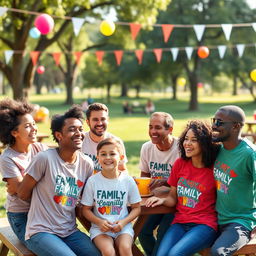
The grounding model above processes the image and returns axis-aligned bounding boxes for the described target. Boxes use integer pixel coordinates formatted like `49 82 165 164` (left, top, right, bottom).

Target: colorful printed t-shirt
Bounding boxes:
0 142 47 212
139 138 179 179
81 132 127 173
168 158 217 231
25 148 93 240
214 138 256 230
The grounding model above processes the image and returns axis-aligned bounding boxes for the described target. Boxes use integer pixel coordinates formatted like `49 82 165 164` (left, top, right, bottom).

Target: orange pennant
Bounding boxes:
153 49 162 63
135 50 144 65
30 51 40 66
114 50 123 66
95 51 105 66
74 52 83 65
161 24 174 43
52 52 62 66
130 23 141 40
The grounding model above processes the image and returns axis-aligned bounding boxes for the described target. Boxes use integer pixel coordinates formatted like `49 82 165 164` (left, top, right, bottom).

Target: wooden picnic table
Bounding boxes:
242 121 256 143
36 133 49 142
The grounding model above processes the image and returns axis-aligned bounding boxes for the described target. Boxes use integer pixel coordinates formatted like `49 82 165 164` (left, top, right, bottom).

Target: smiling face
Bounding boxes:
86 110 108 137
183 129 202 159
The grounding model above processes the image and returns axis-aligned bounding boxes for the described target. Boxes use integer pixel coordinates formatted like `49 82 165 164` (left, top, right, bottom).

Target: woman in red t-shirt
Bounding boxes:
146 120 220 256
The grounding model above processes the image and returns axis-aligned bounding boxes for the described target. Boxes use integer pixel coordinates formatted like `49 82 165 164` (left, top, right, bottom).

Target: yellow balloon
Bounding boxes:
177 77 186 87
250 69 256 82
100 20 115 36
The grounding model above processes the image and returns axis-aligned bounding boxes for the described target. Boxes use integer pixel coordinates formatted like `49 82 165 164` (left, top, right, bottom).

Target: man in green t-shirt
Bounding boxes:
210 105 256 256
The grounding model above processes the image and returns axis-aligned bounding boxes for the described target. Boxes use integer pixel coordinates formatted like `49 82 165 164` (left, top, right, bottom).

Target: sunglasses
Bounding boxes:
211 118 235 127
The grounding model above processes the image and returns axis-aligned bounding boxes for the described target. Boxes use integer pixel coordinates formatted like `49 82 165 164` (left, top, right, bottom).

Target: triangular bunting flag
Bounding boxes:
252 23 256 32
193 25 205 41
185 47 193 60
153 49 162 63
170 48 179 61
52 52 62 66
218 45 227 59
114 50 123 66
72 17 85 36
74 52 83 65
221 24 232 41
4 50 13 64
130 23 141 40
236 44 245 58
161 24 174 43
135 50 144 65
30 51 40 66
95 51 105 66
0 7 7 17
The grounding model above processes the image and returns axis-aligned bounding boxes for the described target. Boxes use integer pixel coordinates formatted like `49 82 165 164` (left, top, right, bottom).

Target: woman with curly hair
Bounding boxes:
145 120 220 256
0 98 47 246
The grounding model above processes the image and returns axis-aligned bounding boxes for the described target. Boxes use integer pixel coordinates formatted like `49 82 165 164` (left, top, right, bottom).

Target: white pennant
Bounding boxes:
185 47 193 60
72 17 85 36
170 48 179 61
4 50 13 64
221 24 232 41
236 44 245 58
217 45 227 59
0 7 7 17
193 25 205 41
252 23 256 32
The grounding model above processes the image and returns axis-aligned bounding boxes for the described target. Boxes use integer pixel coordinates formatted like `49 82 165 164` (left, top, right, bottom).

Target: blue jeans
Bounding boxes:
138 213 174 256
210 222 251 256
26 230 101 256
157 223 217 256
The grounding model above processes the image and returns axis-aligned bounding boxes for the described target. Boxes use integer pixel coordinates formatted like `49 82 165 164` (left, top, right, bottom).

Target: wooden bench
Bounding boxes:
241 132 256 143
0 218 35 256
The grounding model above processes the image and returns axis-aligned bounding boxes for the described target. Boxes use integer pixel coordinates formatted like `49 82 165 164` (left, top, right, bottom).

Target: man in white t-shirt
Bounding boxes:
138 112 179 256
81 103 127 173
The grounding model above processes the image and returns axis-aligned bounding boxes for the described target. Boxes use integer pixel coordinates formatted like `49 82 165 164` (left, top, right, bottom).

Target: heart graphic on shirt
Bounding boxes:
98 207 106 214
53 195 62 204
77 180 84 188
229 170 238 178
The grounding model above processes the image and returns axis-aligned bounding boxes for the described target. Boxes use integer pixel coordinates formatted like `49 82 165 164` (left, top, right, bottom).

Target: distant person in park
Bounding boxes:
87 94 94 105
145 99 155 115
0 98 47 246
138 112 180 256
146 120 220 256
210 105 256 256
81 138 141 256
81 102 127 173
123 101 132 114
17 106 100 256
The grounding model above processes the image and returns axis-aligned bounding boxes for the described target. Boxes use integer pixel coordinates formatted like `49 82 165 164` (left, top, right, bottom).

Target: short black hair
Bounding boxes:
85 103 108 120
217 105 245 125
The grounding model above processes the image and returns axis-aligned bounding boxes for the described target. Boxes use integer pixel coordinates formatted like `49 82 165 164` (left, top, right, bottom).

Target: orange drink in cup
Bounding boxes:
134 177 151 196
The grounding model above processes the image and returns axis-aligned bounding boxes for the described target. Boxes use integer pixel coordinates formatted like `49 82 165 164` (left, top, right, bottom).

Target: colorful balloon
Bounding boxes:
29 27 41 39
250 69 256 82
37 65 45 74
34 14 54 35
100 20 115 36
177 77 186 87
197 46 210 59
34 107 49 122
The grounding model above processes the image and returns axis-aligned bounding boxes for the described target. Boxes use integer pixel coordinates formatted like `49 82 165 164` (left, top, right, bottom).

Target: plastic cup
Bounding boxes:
134 177 151 196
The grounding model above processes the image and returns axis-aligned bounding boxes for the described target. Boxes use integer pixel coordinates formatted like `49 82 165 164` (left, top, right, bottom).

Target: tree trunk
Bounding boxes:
120 83 128 97
134 84 141 98
232 75 238 96
171 75 178 100
12 54 25 100
188 73 199 111
106 82 111 103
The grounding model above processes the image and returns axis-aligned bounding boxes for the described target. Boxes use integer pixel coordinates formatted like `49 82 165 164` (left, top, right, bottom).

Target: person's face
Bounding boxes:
97 144 122 171
183 129 202 158
149 115 172 145
11 114 37 145
56 118 84 150
86 110 109 137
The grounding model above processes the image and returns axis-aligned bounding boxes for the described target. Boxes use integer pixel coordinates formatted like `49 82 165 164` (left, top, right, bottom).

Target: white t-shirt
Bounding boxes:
81 131 127 172
25 148 93 240
0 142 47 212
139 138 179 179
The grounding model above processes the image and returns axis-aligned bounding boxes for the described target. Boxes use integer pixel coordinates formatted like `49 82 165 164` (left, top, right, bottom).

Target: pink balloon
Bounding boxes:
37 65 45 74
34 14 54 35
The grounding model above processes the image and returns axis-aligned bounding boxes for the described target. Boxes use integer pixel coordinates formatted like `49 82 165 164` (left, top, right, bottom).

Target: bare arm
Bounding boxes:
141 171 151 178
6 176 23 195
17 174 37 201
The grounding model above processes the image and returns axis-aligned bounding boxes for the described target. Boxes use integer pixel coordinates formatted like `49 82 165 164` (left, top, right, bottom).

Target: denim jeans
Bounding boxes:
157 223 217 256
210 222 251 256
26 230 101 256
138 213 174 256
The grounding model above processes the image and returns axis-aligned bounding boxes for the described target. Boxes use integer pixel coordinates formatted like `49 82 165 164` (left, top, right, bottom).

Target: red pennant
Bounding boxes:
52 52 62 66
114 50 123 66
30 51 40 66
135 50 144 65
130 23 141 40
153 49 162 63
161 24 174 43
95 51 105 66
74 52 83 65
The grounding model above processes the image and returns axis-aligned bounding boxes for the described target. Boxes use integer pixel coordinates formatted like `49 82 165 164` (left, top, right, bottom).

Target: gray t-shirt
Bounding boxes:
25 148 93 240
0 142 47 212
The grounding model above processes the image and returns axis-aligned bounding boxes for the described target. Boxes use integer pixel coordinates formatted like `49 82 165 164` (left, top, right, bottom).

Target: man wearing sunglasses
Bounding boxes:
210 105 256 256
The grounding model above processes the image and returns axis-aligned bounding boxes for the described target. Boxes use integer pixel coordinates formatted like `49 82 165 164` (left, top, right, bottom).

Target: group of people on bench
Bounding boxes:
0 99 255 256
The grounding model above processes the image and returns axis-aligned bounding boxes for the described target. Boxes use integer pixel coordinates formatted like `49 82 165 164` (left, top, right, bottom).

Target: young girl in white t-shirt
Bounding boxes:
81 138 141 256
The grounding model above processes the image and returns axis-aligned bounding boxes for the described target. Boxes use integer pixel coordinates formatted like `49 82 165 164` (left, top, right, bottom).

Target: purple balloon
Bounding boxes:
34 14 54 35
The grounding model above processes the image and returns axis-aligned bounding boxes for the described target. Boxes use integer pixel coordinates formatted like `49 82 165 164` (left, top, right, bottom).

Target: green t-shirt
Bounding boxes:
214 138 256 230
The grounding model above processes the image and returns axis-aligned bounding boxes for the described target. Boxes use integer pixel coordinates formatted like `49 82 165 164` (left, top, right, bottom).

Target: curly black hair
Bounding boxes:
179 120 220 168
0 98 34 146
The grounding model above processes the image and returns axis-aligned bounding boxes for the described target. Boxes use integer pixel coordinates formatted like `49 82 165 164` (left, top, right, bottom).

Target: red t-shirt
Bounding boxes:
168 158 217 230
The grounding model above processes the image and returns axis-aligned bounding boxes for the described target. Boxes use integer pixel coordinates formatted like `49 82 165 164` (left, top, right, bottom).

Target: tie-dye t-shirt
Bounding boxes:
168 158 217 231
25 148 93 240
